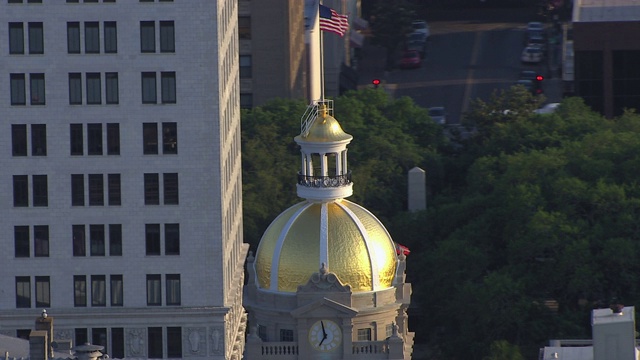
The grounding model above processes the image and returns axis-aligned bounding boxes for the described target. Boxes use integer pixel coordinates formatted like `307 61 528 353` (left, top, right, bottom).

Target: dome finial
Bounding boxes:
319 103 328 121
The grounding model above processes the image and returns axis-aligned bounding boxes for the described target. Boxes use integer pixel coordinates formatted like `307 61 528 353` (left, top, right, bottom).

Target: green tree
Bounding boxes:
368 3 416 69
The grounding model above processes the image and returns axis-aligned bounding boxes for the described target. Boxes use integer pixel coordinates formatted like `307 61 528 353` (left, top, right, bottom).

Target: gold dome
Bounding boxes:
254 200 398 293
295 113 353 143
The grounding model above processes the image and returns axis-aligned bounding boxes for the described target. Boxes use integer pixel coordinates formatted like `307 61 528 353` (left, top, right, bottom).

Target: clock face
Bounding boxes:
308 319 342 352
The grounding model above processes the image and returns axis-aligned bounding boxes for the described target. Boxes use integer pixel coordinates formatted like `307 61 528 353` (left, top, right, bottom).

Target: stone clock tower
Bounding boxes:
243 101 414 359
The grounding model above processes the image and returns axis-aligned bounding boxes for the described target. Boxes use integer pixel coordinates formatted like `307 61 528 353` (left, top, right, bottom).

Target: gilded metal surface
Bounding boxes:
297 115 353 143
255 200 398 293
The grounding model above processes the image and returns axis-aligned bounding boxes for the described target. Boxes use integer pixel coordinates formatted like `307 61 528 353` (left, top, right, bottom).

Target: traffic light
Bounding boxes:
372 79 381 88
536 75 544 82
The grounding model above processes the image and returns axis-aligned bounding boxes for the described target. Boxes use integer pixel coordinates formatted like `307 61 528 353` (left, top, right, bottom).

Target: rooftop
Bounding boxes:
574 0 640 22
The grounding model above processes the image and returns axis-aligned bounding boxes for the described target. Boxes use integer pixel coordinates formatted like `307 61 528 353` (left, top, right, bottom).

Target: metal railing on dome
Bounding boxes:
300 99 334 137
297 171 352 188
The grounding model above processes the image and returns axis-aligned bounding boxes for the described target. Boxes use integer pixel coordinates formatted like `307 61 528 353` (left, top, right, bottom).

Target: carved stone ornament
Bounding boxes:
184 327 206 357
0 330 13 337
54 329 74 340
126 328 146 357
297 263 351 293
209 326 224 356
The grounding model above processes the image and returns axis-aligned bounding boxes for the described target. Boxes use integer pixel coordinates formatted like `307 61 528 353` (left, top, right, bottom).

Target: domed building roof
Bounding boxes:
295 112 353 143
254 199 398 293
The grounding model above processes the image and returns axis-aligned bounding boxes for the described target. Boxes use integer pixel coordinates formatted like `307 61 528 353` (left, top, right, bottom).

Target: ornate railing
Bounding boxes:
352 341 390 355
297 171 352 188
260 343 298 359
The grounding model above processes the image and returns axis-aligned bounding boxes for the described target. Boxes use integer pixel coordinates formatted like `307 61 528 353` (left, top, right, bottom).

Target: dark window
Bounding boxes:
69 73 82 104
239 16 251 39
73 225 86 256
105 72 119 104
240 93 253 109
91 275 106 306
70 124 84 155
166 274 180 306
31 124 46 156
13 175 28 207
141 72 157 104
88 174 104 206
140 21 155 53
110 274 123 306
85 22 100 53
92 328 107 349
164 173 179 205
280 329 294 342
161 72 176 104
28 22 43 54
162 122 177 154
34 226 49 257
11 73 26 105
12 124 27 156
108 174 121 206
240 55 252 78
143 123 158 154
67 22 80 53
109 224 122 256
107 123 120 155
74 275 87 307
14 226 30 258
357 328 372 341
86 73 102 104
146 275 161 306
16 277 31 308
145 224 160 255
148 327 163 358
35 276 50 307
87 123 103 155
16 330 30 340
165 223 179 255
90 224 105 256
104 21 117 53
71 174 85 206
9 23 24 54
160 21 174 53
32 175 48 207
75 329 88 348
111 328 125 359
30 73 45 105
167 327 182 358
144 173 160 205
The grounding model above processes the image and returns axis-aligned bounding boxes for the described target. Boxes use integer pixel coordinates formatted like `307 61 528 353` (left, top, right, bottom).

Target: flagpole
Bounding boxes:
319 0 325 102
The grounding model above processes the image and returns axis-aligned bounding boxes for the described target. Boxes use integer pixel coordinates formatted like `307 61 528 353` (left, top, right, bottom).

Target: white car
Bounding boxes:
527 21 544 32
429 107 447 124
411 20 430 40
534 103 561 114
521 46 543 64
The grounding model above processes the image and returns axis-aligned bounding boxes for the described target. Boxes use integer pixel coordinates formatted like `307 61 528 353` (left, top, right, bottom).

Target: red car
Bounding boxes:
399 50 421 69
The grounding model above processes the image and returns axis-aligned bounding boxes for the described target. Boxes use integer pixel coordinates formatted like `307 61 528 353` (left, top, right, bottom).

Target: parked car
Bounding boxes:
399 50 421 69
513 79 536 95
521 46 544 64
411 20 430 39
519 70 543 95
527 21 544 32
534 103 561 114
428 107 447 124
406 32 427 58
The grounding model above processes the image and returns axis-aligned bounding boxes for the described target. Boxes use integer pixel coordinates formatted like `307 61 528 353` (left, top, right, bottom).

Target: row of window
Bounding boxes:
9 0 174 3
14 222 179 258
11 122 177 157
8 21 174 55
12 172 179 207
9 72 176 106
15 273 180 309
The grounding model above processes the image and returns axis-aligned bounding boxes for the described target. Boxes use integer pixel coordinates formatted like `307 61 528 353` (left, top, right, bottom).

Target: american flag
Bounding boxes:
319 4 349 37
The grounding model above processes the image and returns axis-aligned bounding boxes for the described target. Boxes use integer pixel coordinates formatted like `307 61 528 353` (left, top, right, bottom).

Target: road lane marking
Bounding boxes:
462 31 483 113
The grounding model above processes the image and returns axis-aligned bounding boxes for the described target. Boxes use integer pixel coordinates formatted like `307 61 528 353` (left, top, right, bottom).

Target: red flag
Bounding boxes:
395 243 410 256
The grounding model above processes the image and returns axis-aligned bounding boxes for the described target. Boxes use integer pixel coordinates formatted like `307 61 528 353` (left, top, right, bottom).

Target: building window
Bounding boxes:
12 124 27 156
161 72 176 104
106 123 120 155
13 175 28 207
167 327 182 358
104 21 117 53
71 174 85 206
357 328 372 341
14 226 30 258
240 93 253 109
73 225 86 256
85 22 100 53
146 275 161 306
144 174 160 205
258 325 267 341
91 275 106 306
166 274 180 306
239 16 251 39
164 173 179 205
141 72 157 103
280 329 294 342
30 73 45 105
35 276 50 308
70 124 84 155
240 55 252 78
16 277 31 308
75 329 88 348
28 22 43 54
69 73 82 104
105 73 119 104
90 224 105 256
92 328 107 349
143 123 158 154
87 123 103 155
31 124 47 156
33 226 49 257
109 224 122 256
145 224 161 255
67 22 80 53
32 175 48 207
9 23 24 54
164 223 179 255
162 122 177 154
108 174 121 206
140 21 155 53
110 274 123 306
385 324 394 338
111 328 125 359
11 73 26 105
148 327 163 358
74 275 87 307
16 330 30 340
159 21 175 53
88 174 104 206
86 73 102 104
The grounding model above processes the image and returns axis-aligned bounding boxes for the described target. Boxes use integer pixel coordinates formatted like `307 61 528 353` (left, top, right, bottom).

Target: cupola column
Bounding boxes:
343 149 348 174
321 152 328 177
334 152 342 176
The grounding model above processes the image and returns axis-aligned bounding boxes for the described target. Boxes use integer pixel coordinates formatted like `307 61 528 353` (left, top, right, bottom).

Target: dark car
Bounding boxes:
406 33 427 58
519 70 543 95
399 50 421 69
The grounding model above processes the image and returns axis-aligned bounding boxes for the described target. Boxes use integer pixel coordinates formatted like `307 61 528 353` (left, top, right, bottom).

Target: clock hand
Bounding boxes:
321 321 327 337
318 334 327 346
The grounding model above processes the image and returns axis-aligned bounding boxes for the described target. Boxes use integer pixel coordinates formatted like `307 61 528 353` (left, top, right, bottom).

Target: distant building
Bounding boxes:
0 2 248 359
572 0 640 118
